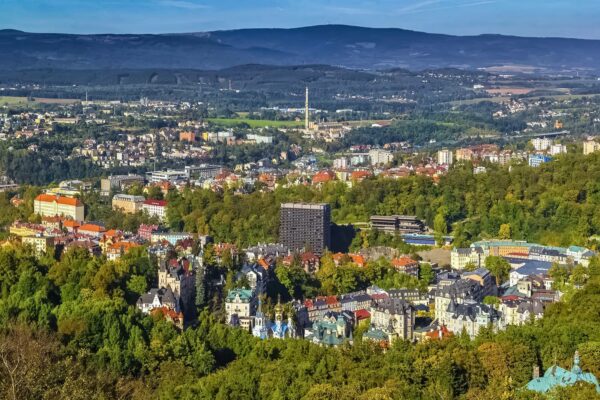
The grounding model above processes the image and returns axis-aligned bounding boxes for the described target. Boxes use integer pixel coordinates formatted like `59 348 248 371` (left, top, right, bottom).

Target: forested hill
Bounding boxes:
2 25 600 72
0 243 599 399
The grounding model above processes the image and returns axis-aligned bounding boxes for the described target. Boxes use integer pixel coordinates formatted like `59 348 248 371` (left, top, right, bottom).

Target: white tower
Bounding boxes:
305 87 309 131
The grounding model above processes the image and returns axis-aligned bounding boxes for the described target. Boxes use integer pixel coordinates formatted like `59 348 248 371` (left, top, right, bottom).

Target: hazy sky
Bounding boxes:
1 0 599 38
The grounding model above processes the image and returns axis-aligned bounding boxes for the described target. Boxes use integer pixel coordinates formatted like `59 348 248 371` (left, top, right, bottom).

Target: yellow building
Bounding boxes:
584 140 600 155
34 194 84 222
22 235 54 255
112 194 145 214
9 223 43 237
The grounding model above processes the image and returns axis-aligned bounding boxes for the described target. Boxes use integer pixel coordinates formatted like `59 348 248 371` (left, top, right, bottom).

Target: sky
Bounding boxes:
1 0 599 39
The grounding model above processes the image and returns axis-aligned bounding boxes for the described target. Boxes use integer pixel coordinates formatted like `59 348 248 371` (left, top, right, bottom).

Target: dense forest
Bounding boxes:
0 243 599 399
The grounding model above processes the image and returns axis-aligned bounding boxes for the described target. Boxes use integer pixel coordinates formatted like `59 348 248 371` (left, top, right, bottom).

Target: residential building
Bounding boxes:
531 137 553 151
387 288 427 305
137 287 177 314
369 149 394 166
451 247 484 270
550 144 567 155
455 148 474 162
279 203 331 255
583 139 600 155
304 312 354 347
225 288 255 331
34 194 84 222
78 223 106 238
100 174 144 196
391 256 419 276
143 199 168 220
158 257 197 317
340 292 372 312
368 298 415 342
151 307 184 330
434 279 484 323
151 232 197 246
442 300 501 337
437 149 453 165
179 131 196 142
462 268 497 297
22 235 54 255
112 194 145 214
236 263 268 295
528 154 552 167
138 224 160 241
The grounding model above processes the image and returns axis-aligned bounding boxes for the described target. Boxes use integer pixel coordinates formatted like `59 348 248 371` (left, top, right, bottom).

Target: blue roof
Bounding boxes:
526 353 600 393
506 258 552 275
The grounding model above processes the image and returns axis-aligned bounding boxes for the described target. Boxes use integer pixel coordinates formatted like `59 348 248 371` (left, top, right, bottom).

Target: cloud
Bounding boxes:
394 0 496 15
157 0 208 10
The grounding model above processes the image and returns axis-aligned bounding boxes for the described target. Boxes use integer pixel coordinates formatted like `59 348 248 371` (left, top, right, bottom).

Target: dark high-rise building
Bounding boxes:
279 203 331 255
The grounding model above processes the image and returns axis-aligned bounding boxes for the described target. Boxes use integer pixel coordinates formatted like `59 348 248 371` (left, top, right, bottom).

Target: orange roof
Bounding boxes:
35 193 83 207
104 229 122 238
333 252 366 267
258 258 270 270
425 325 453 341
392 256 418 268
79 224 106 233
108 241 140 252
151 306 183 321
312 170 335 184
350 254 366 267
63 220 80 228
351 170 372 180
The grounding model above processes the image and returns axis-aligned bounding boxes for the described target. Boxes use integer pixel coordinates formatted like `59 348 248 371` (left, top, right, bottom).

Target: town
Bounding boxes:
2 34 600 399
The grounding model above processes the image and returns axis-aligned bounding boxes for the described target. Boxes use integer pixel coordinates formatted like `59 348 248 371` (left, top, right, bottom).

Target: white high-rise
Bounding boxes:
437 149 453 165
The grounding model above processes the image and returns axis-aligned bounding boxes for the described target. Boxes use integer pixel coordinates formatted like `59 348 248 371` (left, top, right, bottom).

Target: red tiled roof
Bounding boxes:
144 199 167 207
371 293 389 301
355 309 371 320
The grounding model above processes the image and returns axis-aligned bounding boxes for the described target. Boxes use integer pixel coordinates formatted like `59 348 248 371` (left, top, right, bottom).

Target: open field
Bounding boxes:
450 93 600 106
206 118 303 128
0 96 79 106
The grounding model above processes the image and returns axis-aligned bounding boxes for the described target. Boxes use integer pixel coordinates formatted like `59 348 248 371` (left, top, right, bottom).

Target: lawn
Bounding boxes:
0 96 28 106
0 96 79 106
207 118 303 128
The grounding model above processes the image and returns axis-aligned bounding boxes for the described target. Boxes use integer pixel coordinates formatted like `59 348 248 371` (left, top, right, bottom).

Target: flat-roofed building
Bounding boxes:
370 215 426 234
22 235 54 256
100 174 144 196
280 203 331 255
112 194 145 214
143 199 168 220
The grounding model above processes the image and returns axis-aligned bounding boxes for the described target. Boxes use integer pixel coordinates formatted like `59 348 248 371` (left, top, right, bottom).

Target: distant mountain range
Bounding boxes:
2 25 600 73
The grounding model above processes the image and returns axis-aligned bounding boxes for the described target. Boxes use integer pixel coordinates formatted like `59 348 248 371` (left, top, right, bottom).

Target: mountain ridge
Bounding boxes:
1 25 600 73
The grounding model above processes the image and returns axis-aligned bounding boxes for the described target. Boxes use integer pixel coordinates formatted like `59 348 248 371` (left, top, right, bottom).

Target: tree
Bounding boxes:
485 256 511 286
549 263 569 289
419 263 434 290
463 262 478 272
498 224 511 239
483 296 500 308
433 209 448 246
196 257 206 309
